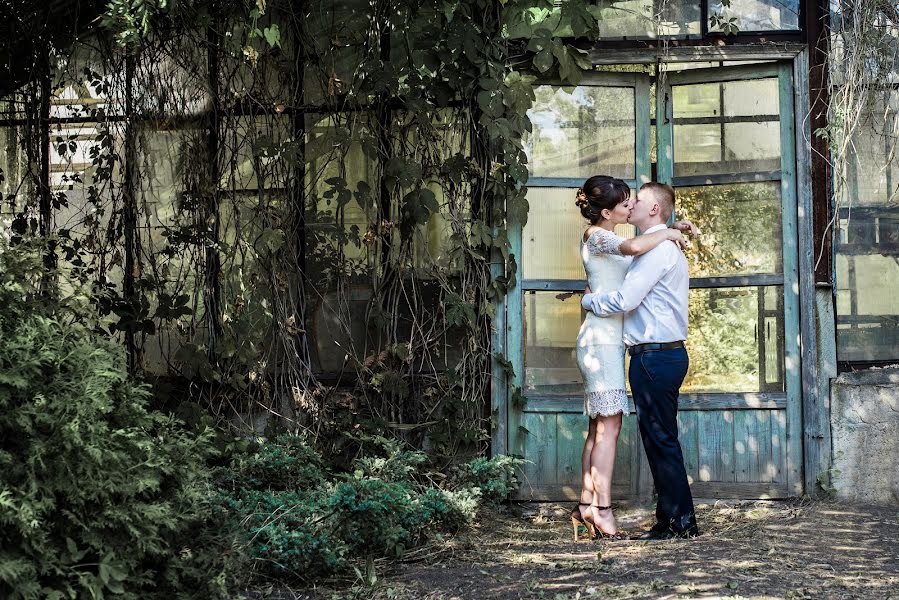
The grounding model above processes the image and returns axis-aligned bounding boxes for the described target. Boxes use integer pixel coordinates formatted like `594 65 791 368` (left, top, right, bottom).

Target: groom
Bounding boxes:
581 182 699 540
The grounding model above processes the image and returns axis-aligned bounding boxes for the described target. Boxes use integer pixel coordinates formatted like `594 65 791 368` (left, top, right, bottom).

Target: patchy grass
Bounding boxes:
249 500 899 600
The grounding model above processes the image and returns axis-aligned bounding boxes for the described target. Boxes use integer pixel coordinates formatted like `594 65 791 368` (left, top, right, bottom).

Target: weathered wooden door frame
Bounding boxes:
491 47 818 500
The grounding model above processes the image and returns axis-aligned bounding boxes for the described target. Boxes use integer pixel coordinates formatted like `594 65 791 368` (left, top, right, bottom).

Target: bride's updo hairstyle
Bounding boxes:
574 176 631 225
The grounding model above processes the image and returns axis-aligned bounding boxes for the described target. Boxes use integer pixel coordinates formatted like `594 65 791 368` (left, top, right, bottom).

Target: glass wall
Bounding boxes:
834 90 899 364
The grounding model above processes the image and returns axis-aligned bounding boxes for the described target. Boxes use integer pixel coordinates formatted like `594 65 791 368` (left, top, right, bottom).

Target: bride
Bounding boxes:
570 175 694 541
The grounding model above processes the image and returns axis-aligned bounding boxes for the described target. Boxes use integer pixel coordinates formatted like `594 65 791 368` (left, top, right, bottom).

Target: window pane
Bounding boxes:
676 183 783 278
596 0 701 38
523 286 785 395
522 187 636 280
525 86 636 180
708 0 800 32
836 90 899 363
524 291 584 395
684 286 785 393
672 78 781 176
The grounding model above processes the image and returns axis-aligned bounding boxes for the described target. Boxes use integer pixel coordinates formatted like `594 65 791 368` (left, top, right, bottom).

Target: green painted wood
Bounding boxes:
697 411 735 483
656 76 674 185
793 50 832 496
522 484 632 502
635 74 652 186
666 63 781 85
556 413 586 485
612 414 634 487
778 61 804 495
770 408 787 483
490 243 508 456
586 45 806 65
520 412 557 490
506 213 524 459
690 482 791 499
734 410 773 483
677 411 700 483
521 393 786 413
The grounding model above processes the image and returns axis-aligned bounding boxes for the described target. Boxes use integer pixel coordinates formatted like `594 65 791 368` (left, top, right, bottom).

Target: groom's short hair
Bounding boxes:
640 182 676 221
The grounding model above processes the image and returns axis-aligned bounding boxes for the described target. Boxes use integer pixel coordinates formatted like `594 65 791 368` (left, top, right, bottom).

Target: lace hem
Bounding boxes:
584 389 628 418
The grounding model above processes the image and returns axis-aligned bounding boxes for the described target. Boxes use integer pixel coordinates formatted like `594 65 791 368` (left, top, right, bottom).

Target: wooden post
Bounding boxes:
123 53 138 374
793 50 832 496
779 61 804 495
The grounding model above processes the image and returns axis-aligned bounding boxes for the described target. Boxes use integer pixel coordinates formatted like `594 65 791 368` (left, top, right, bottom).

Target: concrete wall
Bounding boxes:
830 366 899 505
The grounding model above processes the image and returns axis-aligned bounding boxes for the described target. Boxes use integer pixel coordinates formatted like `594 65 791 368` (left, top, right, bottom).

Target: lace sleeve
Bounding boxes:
585 228 624 256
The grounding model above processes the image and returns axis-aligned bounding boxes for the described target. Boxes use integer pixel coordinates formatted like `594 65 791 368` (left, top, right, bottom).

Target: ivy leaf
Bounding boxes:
506 192 530 226
533 48 553 73
446 292 477 327
401 188 439 232
263 24 281 48
257 228 285 254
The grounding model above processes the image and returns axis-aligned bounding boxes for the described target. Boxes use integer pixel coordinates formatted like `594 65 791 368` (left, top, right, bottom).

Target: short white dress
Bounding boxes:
576 228 631 418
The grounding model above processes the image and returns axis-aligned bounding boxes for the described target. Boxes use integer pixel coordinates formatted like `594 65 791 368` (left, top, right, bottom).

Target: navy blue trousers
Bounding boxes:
629 346 697 532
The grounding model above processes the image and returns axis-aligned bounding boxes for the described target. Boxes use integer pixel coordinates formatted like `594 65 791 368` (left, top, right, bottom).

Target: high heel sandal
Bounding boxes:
570 503 596 541
590 505 629 541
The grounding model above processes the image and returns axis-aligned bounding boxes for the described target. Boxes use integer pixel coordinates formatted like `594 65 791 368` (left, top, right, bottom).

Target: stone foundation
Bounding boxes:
830 366 899 505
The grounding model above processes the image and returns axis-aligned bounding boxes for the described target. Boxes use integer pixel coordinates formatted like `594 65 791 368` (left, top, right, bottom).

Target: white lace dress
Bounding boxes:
576 228 631 418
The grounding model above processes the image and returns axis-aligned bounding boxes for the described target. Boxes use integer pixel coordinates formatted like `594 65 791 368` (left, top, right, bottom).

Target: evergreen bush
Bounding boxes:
0 243 230 599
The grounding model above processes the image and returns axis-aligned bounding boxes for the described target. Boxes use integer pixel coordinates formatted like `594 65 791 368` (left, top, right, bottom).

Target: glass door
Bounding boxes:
656 63 801 497
504 63 802 501
510 72 651 500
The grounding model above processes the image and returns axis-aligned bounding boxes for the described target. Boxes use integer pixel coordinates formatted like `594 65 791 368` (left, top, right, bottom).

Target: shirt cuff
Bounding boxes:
581 293 593 311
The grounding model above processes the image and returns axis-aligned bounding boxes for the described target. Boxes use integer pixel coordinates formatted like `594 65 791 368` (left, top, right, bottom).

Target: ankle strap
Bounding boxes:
594 505 612 511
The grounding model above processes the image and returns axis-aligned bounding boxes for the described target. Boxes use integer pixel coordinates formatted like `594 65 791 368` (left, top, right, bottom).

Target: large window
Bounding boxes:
593 0 800 38
835 90 899 365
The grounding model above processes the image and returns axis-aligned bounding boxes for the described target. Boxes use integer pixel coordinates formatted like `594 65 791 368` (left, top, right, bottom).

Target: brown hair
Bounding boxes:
639 182 676 221
574 176 631 225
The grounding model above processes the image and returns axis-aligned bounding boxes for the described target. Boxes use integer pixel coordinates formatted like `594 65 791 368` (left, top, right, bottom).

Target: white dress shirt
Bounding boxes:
580 224 689 347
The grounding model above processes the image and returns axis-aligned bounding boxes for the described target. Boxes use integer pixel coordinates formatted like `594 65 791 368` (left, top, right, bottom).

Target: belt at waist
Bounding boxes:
627 341 685 356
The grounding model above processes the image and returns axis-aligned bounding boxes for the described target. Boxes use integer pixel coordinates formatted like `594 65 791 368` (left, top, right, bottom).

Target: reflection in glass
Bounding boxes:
672 79 781 176
596 0 701 38
525 86 635 180
708 0 800 32
676 183 783 278
684 286 785 393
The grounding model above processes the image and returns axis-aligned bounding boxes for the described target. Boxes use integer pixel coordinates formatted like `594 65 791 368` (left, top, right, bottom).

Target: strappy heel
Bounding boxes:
590 505 629 541
570 503 596 541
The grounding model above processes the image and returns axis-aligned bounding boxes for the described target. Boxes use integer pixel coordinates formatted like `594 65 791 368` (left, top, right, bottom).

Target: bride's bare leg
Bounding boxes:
579 418 598 512
589 412 623 533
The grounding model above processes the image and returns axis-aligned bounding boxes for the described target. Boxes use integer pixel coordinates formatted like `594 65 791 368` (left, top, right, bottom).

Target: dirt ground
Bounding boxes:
291 499 899 600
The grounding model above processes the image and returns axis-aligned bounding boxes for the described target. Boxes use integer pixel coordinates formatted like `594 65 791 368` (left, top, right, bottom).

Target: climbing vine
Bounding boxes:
0 0 605 459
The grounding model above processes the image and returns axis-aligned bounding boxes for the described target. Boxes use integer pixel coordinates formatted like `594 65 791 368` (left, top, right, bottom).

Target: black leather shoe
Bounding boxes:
634 514 700 541
632 527 700 542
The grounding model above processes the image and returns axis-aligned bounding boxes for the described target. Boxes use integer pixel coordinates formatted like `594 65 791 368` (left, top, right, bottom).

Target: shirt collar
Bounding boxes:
642 223 668 235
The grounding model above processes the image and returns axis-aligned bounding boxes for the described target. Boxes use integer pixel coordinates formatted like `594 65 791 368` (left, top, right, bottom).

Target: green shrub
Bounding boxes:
352 436 428 482
0 242 229 599
221 433 326 492
450 455 524 505
213 435 497 583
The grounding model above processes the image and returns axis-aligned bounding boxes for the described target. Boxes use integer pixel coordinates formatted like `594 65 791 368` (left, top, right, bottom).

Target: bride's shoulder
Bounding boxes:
583 227 624 255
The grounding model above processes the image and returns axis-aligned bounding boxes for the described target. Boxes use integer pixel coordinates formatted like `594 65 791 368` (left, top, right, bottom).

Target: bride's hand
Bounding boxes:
666 228 687 251
672 219 700 236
